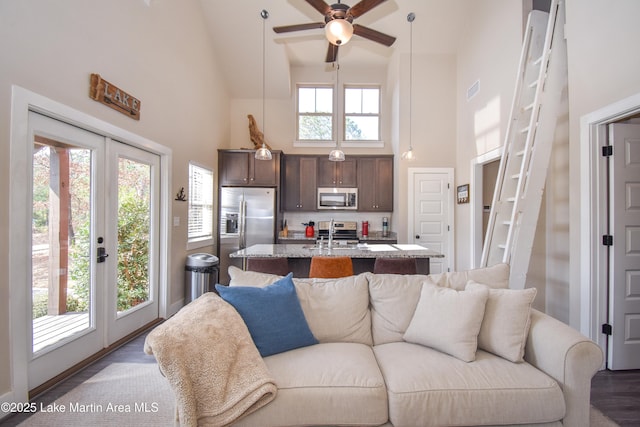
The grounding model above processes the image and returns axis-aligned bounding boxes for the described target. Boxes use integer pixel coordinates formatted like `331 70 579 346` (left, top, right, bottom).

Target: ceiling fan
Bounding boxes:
273 0 396 63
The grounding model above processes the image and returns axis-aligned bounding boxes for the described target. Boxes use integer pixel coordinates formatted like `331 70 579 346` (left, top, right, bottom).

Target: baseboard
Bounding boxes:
168 298 184 317
0 391 17 420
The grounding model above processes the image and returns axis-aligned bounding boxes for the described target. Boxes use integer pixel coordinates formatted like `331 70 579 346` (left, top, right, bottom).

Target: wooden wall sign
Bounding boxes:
89 73 141 120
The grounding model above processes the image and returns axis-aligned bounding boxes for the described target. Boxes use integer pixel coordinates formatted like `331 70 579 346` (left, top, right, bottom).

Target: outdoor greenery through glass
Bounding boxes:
297 85 380 141
31 145 152 318
116 157 151 312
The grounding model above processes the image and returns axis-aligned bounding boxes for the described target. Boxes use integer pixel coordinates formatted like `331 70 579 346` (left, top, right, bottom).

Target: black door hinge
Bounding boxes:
602 323 612 336
602 235 613 246
602 145 613 157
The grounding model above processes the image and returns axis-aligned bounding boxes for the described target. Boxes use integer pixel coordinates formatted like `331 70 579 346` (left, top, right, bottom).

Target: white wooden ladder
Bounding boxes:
480 0 567 289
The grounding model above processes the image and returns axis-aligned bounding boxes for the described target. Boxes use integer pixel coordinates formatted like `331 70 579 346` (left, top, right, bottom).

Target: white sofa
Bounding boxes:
216 264 603 427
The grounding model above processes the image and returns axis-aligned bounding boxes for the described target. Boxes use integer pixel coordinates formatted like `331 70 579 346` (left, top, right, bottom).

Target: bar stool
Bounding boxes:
308 256 354 279
373 258 418 275
246 257 290 276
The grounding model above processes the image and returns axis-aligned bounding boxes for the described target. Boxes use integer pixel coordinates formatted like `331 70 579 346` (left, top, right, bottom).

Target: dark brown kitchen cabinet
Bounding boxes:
317 157 357 187
218 150 280 186
282 155 317 211
357 156 394 211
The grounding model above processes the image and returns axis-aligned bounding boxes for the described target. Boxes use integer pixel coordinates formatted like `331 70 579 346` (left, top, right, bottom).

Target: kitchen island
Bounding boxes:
229 243 443 278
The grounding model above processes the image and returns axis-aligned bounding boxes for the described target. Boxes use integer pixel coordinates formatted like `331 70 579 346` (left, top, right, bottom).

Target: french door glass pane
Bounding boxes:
32 138 92 353
116 157 151 314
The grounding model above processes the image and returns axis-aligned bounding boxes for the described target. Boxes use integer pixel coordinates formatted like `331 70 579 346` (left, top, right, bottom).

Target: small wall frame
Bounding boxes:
457 184 469 204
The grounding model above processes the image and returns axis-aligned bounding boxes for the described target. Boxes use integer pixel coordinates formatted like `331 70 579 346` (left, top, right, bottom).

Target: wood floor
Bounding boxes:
591 369 640 426
2 330 639 426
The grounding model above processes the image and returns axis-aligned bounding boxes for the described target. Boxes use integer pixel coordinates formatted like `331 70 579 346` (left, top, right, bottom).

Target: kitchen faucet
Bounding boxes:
328 218 334 249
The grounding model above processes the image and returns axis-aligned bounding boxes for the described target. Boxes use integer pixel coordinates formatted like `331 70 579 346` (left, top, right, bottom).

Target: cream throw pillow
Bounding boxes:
466 281 537 362
403 283 489 362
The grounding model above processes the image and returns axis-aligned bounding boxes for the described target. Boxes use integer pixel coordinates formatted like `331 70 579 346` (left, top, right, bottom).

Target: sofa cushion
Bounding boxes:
228 265 282 286
367 264 511 346
215 274 318 357
467 281 538 362
293 274 372 345
426 262 511 290
403 283 489 362
373 342 565 427
367 273 428 345
228 267 372 346
232 343 388 427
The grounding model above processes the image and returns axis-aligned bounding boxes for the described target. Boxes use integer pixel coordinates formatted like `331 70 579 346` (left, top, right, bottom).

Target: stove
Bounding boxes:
317 221 358 242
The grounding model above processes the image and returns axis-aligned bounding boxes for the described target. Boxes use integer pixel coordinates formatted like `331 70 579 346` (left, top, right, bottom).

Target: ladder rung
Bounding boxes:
524 102 535 111
498 244 506 249
520 126 530 133
516 150 525 157
533 55 544 66
502 221 512 226
507 197 516 202
528 80 538 89
511 174 520 180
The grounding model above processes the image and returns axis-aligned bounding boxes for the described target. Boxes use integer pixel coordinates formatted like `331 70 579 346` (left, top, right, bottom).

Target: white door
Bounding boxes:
105 141 160 344
409 169 454 274
27 112 160 389
608 123 640 370
28 112 106 389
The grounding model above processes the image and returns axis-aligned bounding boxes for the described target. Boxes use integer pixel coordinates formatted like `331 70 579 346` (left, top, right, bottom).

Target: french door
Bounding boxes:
27 111 159 389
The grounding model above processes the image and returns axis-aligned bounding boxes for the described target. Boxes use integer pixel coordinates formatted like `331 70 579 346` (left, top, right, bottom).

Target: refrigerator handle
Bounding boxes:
239 198 247 249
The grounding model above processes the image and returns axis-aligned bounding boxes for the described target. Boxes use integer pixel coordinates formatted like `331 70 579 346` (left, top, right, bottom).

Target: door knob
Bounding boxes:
97 247 109 263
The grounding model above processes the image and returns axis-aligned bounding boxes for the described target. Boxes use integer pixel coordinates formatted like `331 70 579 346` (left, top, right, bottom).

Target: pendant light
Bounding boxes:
329 62 345 162
401 12 416 161
255 9 272 161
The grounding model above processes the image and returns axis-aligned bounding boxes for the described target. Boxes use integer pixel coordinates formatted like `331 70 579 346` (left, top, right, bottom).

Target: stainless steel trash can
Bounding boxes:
185 253 219 304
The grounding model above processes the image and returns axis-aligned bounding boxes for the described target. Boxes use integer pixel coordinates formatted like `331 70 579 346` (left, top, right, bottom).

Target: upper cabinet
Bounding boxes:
218 150 280 186
317 157 357 187
282 155 317 211
357 156 394 211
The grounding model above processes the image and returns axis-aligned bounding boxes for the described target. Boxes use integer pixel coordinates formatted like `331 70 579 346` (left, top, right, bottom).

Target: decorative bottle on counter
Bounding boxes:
362 221 369 238
382 217 389 237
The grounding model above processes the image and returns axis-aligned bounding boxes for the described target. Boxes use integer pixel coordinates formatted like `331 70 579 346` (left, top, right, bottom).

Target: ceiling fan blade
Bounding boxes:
325 43 339 63
348 0 387 19
353 24 396 46
306 0 332 16
273 22 325 34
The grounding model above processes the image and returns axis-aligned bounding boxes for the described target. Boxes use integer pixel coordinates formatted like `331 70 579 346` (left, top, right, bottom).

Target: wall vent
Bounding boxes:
467 80 480 101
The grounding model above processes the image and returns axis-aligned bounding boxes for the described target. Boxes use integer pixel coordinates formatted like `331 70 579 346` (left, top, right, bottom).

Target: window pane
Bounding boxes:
362 89 379 114
188 163 214 241
345 88 362 114
345 116 379 140
298 87 333 113
315 88 333 113
298 88 316 113
299 115 333 140
117 157 151 312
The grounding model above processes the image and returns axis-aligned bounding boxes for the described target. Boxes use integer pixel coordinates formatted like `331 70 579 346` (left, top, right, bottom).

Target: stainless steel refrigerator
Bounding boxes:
218 187 276 284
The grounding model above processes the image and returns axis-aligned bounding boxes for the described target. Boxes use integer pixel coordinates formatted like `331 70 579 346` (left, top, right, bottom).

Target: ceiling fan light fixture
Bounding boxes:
325 19 353 46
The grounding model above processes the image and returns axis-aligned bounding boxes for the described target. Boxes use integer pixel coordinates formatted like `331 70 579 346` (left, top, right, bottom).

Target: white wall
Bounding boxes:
0 0 229 397
565 0 640 328
455 0 525 269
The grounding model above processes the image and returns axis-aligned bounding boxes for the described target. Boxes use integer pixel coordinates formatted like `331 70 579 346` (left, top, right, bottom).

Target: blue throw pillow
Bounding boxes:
215 274 318 357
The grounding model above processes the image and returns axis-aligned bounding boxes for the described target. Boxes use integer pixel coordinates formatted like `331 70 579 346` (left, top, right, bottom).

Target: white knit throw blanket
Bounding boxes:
144 293 277 427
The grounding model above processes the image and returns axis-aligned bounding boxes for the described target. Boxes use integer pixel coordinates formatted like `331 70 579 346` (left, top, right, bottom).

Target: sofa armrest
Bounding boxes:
524 309 603 427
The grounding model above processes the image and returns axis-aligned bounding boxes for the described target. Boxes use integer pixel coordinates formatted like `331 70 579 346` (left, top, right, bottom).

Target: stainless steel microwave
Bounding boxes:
317 188 358 210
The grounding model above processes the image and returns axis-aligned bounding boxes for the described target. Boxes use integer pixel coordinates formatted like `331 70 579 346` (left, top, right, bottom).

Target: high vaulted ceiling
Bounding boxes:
199 0 469 99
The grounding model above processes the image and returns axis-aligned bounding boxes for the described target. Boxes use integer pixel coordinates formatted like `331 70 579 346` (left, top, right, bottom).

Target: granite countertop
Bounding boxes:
229 243 443 259
278 230 398 241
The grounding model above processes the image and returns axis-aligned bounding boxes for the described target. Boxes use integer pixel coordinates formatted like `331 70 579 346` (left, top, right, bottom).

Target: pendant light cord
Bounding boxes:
262 10 267 140
408 13 414 153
